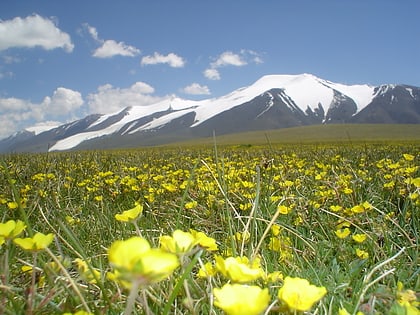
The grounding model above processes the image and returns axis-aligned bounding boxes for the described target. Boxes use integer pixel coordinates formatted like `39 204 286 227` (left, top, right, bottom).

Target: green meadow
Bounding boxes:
1 125 419 314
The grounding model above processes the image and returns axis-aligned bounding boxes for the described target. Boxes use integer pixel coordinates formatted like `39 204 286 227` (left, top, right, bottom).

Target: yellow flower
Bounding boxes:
343 187 353 194
335 228 351 239
215 255 263 283
264 271 284 283
7 201 18 209
74 258 101 284
189 229 218 251
278 276 327 311
184 201 198 209
159 230 197 254
355 248 369 259
351 205 365 214
0 220 26 240
278 205 291 215
352 233 367 243
396 281 419 314
235 231 250 243
213 283 270 315
271 224 281 236
330 205 343 212
338 308 351 315
115 204 143 222
403 154 415 161
108 236 179 287
197 261 217 278
14 232 54 251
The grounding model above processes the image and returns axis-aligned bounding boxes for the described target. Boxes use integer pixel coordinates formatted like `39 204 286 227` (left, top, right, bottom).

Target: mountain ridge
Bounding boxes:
1 73 419 153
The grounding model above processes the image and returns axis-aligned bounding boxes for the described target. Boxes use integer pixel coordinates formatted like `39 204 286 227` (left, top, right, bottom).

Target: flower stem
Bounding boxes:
124 280 140 315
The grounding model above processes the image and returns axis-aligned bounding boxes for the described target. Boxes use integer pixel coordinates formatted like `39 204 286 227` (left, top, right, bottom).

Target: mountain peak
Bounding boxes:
1 73 419 153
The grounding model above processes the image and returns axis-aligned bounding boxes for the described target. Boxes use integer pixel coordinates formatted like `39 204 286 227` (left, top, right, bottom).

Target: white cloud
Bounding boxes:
204 50 263 80
211 51 247 68
182 83 211 95
41 87 84 116
0 14 74 52
203 68 220 80
83 23 140 58
93 40 140 58
87 81 164 114
85 24 99 41
141 52 185 68
0 87 84 139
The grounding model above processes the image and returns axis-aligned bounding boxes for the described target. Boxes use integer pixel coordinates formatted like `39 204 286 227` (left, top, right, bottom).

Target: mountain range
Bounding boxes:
1 73 419 153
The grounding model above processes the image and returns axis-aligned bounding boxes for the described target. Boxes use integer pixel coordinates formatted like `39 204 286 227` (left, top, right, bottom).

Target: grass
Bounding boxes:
0 140 419 314
168 124 420 147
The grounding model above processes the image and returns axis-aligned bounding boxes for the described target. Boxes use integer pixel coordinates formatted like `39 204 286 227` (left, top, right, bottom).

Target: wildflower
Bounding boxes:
184 201 198 209
330 205 343 212
278 205 291 215
213 283 270 315
338 308 351 315
352 233 367 243
264 271 284 283
162 183 177 192
108 236 179 288
0 220 26 241
197 261 217 278
335 228 351 239
189 229 218 251
343 187 353 195
271 224 281 236
115 204 143 222
278 276 327 312
7 201 18 209
351 205 365 214
355 248 369 259
395 281 419 314
74 258 101 284
215 255 264 283
65 215 81 226
14 232 54 251
403 154 415 161
159 230 197 254
362 201 373 210
235 231 250 243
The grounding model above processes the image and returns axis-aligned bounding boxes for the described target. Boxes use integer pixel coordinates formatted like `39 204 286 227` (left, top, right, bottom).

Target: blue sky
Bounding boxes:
0 0 419 139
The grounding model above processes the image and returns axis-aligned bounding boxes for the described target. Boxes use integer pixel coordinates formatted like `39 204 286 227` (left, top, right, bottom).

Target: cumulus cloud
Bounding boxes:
87 81 164 114
93 40 140 58
211 51 247 68
203 68 221 80
41 87 84 116
204 50 263 80
182 83 210 95
83 23 140 58
0 87 84 139
0 14 74 52
141 52 185 68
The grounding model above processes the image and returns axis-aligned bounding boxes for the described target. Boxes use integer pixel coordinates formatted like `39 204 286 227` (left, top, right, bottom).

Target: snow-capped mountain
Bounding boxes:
1 73 419 152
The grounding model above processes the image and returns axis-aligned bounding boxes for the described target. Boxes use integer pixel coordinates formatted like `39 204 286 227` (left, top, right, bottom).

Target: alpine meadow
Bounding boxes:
0 137 419 314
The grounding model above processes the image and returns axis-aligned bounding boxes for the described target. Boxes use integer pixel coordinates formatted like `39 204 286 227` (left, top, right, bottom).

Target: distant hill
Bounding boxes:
1 74 419 153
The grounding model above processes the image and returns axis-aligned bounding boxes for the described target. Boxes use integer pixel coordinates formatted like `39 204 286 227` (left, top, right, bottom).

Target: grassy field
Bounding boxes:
0 138 419 314
171 124 420 147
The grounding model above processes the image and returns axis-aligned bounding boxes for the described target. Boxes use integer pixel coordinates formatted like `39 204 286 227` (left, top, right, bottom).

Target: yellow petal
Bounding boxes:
214 283 270 315
278 276 327 311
